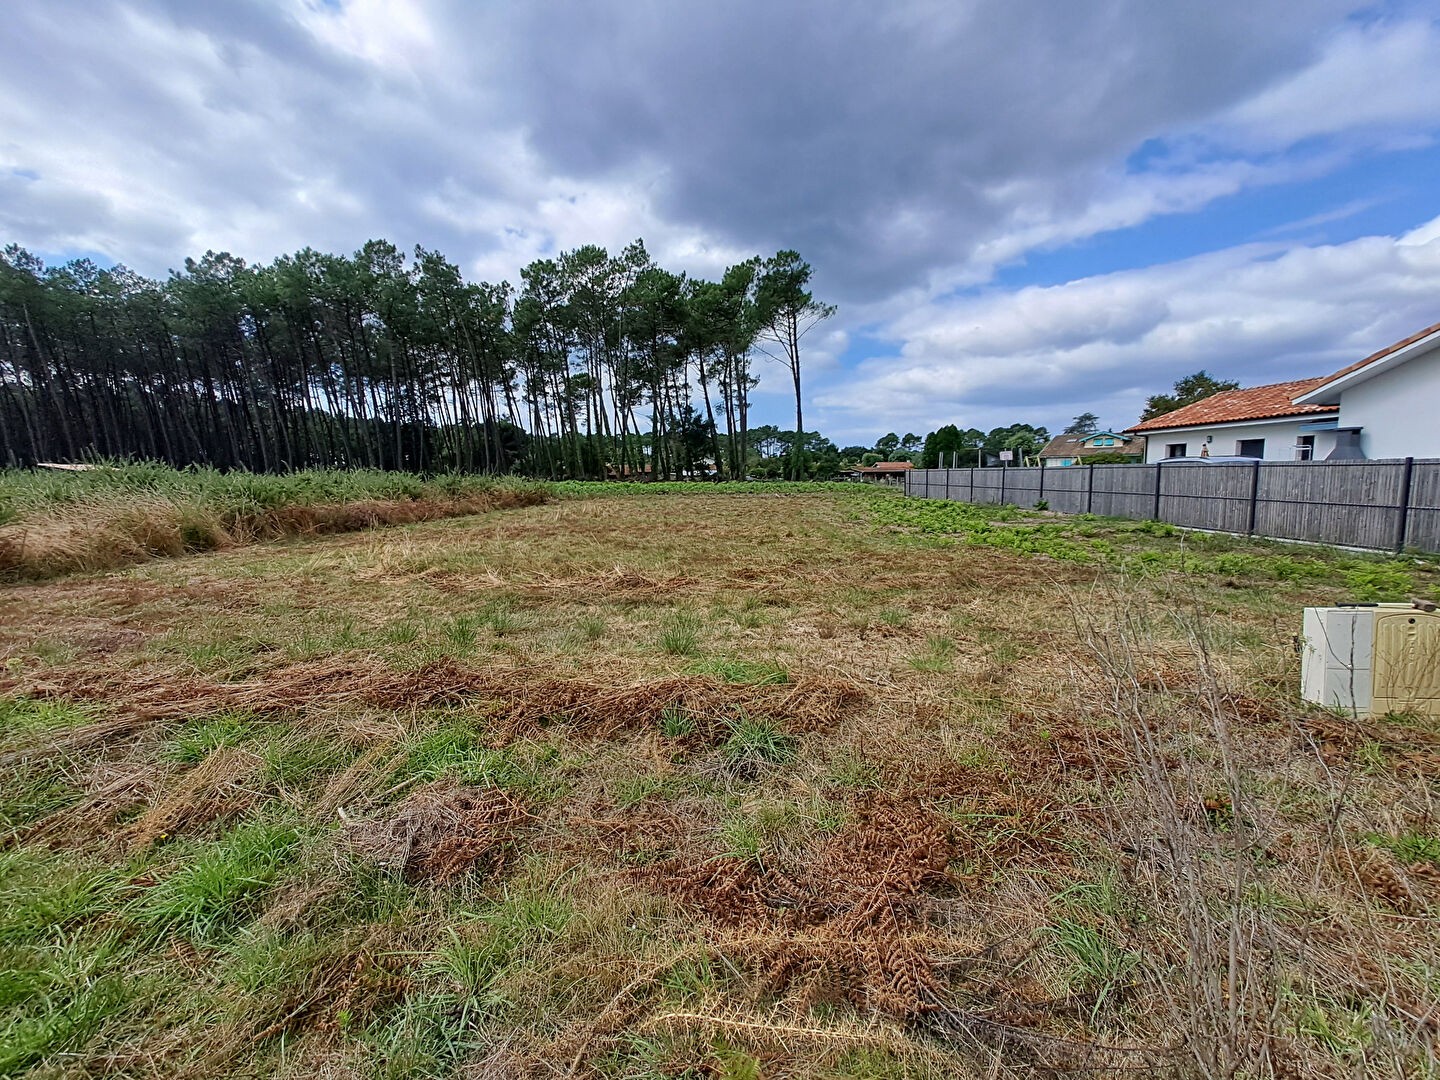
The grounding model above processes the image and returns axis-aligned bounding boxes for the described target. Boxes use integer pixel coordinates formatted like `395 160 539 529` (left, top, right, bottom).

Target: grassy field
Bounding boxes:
2 484 1438 1078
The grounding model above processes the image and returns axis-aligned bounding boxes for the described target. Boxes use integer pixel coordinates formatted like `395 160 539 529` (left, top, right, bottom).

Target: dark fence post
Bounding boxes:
1151 464 1163 520
1037 463 1045 507
969 467 975 503
944 467 951 501
999 466 1006 505
1086 464 1095 514
1246 459 1261 535
1395 456 1416 553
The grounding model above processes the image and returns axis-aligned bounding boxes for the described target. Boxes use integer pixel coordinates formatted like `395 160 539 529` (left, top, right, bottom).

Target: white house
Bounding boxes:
1126 319 1440 462
1292 320 1440 460
1125 378 1340 463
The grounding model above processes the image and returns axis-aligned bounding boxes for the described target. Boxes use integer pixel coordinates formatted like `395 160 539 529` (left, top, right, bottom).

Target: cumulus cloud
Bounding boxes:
813 219 1440 439
0 0 1391 287
1217 16 1440 149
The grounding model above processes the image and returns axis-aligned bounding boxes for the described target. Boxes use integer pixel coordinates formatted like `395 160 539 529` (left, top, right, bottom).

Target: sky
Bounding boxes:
3 1 1440 446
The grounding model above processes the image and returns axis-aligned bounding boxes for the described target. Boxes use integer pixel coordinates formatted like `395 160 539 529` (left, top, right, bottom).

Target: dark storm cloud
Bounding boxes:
485 0 1356 296
1 0 1356 290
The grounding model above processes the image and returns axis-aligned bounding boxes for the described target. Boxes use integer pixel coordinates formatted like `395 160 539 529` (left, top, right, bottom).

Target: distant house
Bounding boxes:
605 464 655 480
846 460 915 485
1125 319 1440 462
1125 379 1340 463
1038 431 1145 467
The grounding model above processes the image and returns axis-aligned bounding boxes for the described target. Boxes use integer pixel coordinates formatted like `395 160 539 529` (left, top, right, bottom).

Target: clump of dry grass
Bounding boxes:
664 791 957 1017
123 745 265 849
2 656 867 743
347 784 530 883
0 482 549 581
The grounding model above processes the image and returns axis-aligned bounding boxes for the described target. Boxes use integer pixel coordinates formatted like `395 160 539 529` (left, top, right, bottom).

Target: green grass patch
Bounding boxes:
720 715 798 772
166 712 258 763
259 731 355 787
1365 828 1440 867
0 697 98 738
657 610 703 657
908 635 957 673
1046 917 1140 1020
0 849 130 946
686 658 789 685
874 490 1425 598
719 796 847 862
659 705 695 739
139 820 303 937
401 724 569 802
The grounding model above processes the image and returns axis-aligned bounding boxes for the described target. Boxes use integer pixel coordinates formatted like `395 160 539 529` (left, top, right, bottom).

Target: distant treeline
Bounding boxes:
0 239 832 479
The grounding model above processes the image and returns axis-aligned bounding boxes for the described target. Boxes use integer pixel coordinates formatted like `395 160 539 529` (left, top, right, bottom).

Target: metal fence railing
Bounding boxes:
905 458 1440 554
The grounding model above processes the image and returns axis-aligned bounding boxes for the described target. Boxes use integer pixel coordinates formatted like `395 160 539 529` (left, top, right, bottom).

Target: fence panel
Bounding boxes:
1039 466 1089 514
970 468 1004 506
1253 460 1406 550
1404 461 1440 553
1088 464 1157 520
1002 467 1043 509
903 458 1440 554
1159 462 1255 534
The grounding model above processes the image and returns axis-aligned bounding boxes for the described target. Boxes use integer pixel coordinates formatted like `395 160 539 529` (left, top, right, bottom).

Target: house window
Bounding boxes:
1236 438 1265 458
1166 443 1188 458
1296 435 1315 461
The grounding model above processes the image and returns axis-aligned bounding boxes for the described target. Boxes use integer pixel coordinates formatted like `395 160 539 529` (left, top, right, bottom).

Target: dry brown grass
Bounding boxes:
1 656 867 746
347 784 531 883
0 486 548 581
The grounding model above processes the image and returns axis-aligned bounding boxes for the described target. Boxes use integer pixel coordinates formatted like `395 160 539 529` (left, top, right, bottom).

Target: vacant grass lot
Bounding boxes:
2 486 1438 1078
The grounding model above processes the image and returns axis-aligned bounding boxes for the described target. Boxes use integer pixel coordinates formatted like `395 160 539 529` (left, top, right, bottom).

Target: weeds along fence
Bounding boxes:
905 458 1440 554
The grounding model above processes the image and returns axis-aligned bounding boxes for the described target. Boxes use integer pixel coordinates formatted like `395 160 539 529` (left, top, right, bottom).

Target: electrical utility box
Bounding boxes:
1301 605 1440 718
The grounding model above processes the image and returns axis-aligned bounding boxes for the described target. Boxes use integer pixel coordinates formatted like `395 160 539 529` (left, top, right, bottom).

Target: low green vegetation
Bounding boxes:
871 495 1430 600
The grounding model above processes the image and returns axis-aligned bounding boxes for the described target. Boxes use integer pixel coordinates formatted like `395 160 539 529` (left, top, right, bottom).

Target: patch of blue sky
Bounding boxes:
27 247 125 272
989 140 1440 292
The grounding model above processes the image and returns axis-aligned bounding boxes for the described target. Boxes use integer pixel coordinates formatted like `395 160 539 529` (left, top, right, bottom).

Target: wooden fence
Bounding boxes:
905 458 1440 554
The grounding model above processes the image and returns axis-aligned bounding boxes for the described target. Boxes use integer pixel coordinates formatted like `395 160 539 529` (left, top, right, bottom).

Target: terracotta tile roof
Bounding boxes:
1125 378 1338 433
854 460 915 472
1305 318 1440 395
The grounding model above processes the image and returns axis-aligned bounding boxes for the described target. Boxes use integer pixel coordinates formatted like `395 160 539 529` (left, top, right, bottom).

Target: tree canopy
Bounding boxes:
1140 370 1241 421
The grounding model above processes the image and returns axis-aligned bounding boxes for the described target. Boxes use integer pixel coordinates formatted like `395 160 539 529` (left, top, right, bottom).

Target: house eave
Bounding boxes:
1295 328 1440 405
